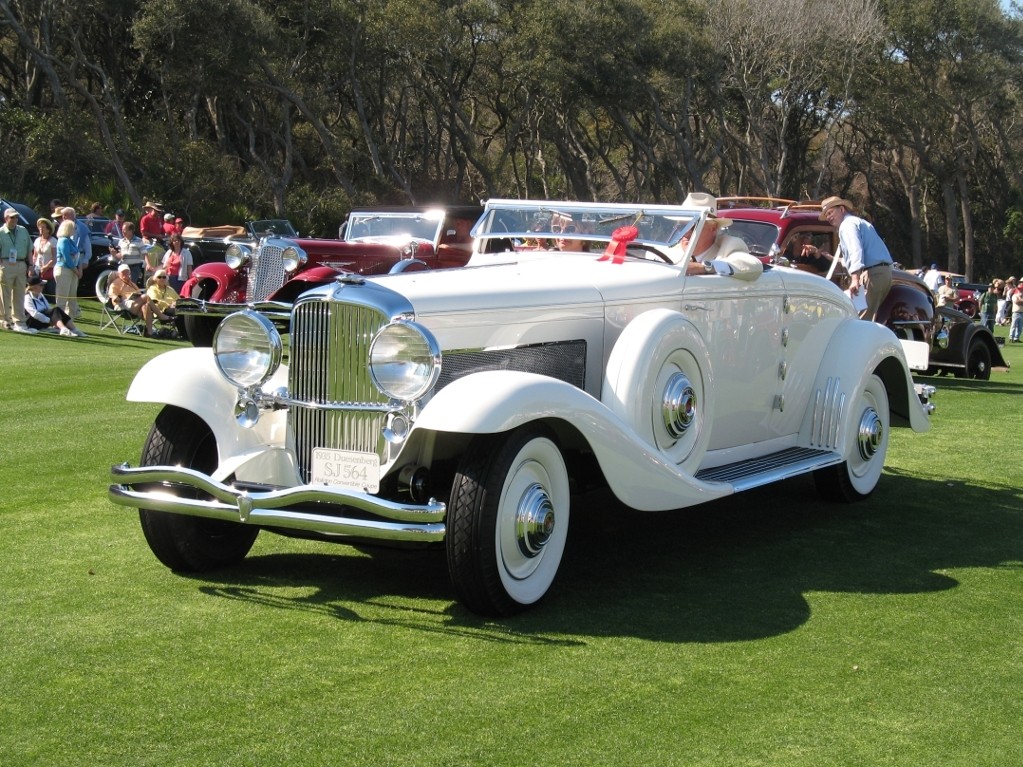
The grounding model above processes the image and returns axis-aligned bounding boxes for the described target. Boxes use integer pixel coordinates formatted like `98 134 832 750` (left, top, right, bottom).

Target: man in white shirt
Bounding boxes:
922 263 943 292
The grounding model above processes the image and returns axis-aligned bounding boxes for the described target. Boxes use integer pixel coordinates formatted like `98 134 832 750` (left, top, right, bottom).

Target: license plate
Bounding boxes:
310 448 380 493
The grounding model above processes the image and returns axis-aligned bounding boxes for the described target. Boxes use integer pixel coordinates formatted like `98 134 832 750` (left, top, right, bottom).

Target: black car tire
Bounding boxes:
182 282 222 347
446 425 569 616
960 338 992 380
138 406 258 572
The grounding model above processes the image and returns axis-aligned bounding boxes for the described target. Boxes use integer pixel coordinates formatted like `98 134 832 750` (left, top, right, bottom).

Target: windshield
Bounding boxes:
472 199 706 259
721 220 779 259
344 210 445 244
251 219 298 237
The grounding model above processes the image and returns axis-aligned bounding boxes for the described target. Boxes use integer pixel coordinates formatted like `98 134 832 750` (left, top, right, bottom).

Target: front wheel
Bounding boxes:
182 282 221 347
814 374 890 503
446 425 570 616
138 406 258 571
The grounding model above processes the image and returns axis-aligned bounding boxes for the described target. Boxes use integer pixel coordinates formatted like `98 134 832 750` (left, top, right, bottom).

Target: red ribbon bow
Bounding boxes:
598 225 639 264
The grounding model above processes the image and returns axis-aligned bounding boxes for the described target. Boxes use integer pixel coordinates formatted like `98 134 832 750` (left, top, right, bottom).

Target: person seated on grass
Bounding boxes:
24 276 86 337
107 262 154 337
146 269 179 322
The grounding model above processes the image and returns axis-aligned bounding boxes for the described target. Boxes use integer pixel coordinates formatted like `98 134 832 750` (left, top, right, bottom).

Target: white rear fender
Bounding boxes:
803 320 931 446
126 348 289 459
415 371 731 511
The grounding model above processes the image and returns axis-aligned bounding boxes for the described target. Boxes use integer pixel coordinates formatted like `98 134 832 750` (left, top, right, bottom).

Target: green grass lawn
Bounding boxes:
2 302 1021 766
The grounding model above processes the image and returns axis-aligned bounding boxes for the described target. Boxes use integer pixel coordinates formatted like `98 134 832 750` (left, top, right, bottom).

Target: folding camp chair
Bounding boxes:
96 270 144 335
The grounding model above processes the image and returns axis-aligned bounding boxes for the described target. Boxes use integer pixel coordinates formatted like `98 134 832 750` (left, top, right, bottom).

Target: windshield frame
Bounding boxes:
472 199 715 265
343 209 447 245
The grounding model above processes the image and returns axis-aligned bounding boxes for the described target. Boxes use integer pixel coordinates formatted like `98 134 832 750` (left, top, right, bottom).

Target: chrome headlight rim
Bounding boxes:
213 309 284 389
225 243 252 270
282 245 307 273
368 320 441 403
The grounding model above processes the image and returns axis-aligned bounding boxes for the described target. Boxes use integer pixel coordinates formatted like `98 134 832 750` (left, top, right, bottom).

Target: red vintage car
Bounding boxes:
177 205 482 345
718 197 1008 379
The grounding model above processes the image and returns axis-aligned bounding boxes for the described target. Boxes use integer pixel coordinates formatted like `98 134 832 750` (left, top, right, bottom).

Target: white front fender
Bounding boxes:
125 348 290 467
416 371 731 511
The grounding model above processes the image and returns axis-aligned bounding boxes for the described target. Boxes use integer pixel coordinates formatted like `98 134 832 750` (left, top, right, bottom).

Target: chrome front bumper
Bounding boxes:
175 298 294 321
109 463 446 542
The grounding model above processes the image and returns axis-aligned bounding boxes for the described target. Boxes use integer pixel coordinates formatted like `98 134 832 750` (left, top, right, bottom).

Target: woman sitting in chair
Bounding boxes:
107 262 154 337
146 269 179 323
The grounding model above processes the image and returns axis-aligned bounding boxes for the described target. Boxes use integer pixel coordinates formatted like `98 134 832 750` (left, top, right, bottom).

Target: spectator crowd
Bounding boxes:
1 199 186 338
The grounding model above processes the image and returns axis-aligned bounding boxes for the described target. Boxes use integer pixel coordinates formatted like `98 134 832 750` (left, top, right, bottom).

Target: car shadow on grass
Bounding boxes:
181 469 1022 644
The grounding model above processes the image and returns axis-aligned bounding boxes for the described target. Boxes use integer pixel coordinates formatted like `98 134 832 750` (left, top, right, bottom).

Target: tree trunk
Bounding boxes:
942 181 960 274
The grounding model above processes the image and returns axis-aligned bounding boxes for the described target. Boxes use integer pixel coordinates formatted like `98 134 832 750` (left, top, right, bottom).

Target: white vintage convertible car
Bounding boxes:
109 198 934 616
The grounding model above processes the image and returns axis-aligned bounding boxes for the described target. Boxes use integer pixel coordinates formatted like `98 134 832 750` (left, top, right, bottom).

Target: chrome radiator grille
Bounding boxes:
289 299 390 482
246 243 287 302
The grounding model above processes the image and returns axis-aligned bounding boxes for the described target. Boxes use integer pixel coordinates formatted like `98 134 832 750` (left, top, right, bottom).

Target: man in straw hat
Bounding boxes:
820 196 893 322
139 200 165 240
679 192 747 275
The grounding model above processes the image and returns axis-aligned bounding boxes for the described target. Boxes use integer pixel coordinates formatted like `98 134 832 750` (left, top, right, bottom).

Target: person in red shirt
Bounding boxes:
104 209 127 237
139 201 164 239
162 213 176 236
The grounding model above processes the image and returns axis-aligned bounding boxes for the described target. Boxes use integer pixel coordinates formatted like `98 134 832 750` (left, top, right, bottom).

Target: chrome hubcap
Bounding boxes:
857 407 883 460
516 483 555 558
662 372 697 439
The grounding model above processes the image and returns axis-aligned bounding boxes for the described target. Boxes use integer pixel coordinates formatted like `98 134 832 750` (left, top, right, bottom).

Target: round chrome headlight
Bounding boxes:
225 243 251 270
369 321 441 402
213 310 283 388
282 245 306 273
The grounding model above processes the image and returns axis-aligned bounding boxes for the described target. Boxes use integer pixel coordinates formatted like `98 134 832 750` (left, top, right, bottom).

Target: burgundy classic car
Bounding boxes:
176 205 482 345
719 197 1008 379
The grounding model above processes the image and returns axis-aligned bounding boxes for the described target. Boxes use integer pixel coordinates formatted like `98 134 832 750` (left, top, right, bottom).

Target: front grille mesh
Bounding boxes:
247 243 286 302
440 341 585 389
290 300 389 482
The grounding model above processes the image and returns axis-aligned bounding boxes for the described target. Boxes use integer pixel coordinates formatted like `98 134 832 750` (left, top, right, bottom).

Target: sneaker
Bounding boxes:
72 327 87 337
59 327 74 337
12 322 38 334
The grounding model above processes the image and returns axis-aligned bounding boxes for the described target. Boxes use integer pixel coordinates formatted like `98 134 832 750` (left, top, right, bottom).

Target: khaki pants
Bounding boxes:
54 266 81 317
860 264 893 323
0 260 29 324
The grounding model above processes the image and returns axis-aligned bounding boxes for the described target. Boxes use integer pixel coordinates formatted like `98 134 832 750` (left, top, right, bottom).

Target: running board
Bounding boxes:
695 447 844 493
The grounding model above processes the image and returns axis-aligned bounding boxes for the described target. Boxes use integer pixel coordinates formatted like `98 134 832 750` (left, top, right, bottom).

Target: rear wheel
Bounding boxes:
814 374 889 502
138 406 258 571
958 339 991 380
446 425 570 616
182 282 221 347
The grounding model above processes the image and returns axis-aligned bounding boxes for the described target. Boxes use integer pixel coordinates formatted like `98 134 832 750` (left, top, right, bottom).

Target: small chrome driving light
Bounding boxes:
282 245 306 273
369 321 441 402
213 310 283 388
225 243 251 270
